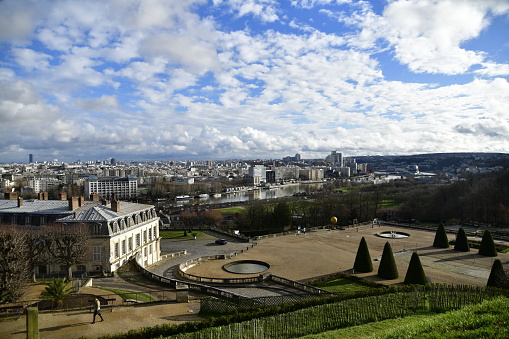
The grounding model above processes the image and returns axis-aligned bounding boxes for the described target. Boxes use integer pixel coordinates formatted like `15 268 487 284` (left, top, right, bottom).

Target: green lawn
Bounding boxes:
159 230 205 239
97 287 157 302
299 297 509 339
379 199 400 208
298 314 432 339
215 206 245 213
314 277 374 293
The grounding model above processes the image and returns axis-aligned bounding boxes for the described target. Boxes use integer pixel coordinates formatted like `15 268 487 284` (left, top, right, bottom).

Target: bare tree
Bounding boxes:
0 225 29 303
200 210 223 227
26 227 52 282
180 210 200 229
45 223 91 280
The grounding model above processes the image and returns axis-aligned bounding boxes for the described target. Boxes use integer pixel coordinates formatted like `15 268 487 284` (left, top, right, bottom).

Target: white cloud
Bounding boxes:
354 0 509 74
12 48 52 71
0 0 43 42
474 62 509 77
140 34 220 74
76 95 119 111
0 0 508 162
222 0 279 22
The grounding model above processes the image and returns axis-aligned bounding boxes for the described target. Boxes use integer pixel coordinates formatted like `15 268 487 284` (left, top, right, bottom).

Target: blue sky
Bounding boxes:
1 0 508 163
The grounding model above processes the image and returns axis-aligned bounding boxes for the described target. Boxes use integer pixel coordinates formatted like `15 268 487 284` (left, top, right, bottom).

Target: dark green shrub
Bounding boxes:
404 252 427 285
487 259 507 288
377 242 398 280
353 237 373 273
433 223 449 248
454 227 470 252
478 230 497 257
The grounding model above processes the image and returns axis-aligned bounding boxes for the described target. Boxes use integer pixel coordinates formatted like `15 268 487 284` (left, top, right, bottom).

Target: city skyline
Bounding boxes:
1 0 508 163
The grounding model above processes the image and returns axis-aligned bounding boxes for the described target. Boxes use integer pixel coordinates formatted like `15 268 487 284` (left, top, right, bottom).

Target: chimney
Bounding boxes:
4 191 18 200
17 197 23 207
78 196 84 207
111 198 120 212
38 191 49 200
90 193 99 201
101 198 108 206
68 196 79 210
59 192 67 201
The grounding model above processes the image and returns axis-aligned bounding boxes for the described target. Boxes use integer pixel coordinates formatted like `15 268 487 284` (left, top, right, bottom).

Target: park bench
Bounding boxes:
88 298 116 312
0 305 24 318
123 299 141 304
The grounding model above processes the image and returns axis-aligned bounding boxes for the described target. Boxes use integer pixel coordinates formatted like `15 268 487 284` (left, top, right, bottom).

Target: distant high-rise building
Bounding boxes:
111 158 117 165
29 154 34 163
329 151 343 166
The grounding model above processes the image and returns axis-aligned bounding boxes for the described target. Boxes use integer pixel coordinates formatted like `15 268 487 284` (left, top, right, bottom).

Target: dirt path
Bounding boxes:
0 286 201 339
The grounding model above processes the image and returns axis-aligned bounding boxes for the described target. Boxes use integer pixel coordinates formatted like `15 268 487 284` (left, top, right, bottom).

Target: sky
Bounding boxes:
1 0 509 163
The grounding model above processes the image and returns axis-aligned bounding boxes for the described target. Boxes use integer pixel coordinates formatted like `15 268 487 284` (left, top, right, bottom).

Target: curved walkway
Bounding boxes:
150 230 313 298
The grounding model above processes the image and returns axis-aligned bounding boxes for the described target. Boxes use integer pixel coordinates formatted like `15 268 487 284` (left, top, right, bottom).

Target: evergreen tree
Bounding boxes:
487 259 507 288
478 230 497 257
433 223 449 248
353 237 373 273
454 227 470 252
272 202 292 231
377 242 398 280
404 252 427 285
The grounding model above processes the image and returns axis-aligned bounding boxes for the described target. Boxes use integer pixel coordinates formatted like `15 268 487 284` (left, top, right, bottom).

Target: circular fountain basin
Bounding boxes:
376 231 410 239
223 260 270 274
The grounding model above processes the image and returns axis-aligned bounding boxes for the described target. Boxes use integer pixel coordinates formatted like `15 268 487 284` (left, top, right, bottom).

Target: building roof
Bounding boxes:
0 199 155 222
59 202 154 222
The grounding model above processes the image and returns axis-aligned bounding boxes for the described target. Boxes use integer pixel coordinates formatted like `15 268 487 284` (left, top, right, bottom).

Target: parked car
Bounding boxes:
215 238 228 245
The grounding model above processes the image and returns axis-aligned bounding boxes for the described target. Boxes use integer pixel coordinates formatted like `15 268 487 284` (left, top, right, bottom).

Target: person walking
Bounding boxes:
92 298 104 323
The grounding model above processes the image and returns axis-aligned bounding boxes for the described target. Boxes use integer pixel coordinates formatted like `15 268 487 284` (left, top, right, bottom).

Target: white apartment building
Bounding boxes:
27 177 61 192
85 176 138 200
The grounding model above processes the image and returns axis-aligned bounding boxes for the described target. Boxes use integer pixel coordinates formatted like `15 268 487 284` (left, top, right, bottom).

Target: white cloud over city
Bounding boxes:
0 0 508 162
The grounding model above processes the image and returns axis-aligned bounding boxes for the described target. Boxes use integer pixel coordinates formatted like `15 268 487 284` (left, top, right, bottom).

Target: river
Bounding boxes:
168 182 326 206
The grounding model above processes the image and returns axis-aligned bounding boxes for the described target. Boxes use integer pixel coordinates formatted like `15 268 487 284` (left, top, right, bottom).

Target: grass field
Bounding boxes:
314 277 374 293
159 230 205 239
215 207 245 213
299 296 509 339
97 287 158 303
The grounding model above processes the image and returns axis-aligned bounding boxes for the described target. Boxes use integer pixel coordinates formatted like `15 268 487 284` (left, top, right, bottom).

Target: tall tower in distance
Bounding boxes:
29 154 34 163
330 151 343 167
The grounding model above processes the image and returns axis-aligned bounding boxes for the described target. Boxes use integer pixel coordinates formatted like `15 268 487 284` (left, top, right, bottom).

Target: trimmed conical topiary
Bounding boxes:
478 229 497 257
454 227 470 252
487 259 507 288
353 237 373 273
404 252 427 285
377 242 399 280
433 223 449 248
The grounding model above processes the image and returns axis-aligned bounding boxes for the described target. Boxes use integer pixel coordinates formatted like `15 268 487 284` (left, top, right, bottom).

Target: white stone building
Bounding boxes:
0 192 160 276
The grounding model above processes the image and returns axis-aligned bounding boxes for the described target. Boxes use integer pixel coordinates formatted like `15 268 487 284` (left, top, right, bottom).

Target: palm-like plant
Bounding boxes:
41 278 75 308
